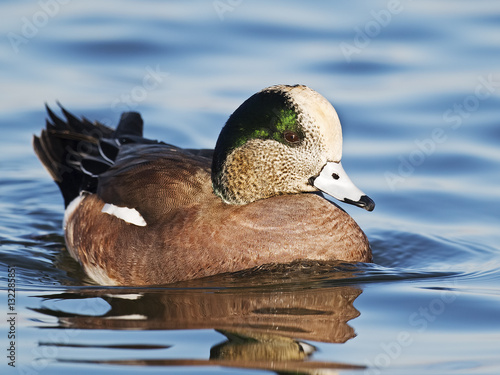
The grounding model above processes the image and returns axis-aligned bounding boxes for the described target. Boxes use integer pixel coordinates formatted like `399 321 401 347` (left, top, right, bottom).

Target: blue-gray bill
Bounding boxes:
312 161 375 212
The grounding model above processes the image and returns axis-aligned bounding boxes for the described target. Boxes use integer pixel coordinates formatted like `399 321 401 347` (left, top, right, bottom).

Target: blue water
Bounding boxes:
1 1 500 374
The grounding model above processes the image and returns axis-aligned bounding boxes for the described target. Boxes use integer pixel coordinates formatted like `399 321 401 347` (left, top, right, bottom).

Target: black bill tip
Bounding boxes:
344 195 375 212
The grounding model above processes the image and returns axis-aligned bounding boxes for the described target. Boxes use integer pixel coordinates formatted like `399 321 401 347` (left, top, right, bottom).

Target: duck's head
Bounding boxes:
212 84 375 211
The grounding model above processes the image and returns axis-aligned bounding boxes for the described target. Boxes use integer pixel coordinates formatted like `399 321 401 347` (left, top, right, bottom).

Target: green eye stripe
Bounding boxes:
232 107 301 148
273 108 298 133
213 90 305 180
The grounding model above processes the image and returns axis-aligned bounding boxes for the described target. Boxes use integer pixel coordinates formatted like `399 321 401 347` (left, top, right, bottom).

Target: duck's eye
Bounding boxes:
284 131 300 144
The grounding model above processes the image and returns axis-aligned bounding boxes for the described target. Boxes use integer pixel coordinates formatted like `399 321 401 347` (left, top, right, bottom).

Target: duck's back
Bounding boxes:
35 106 371 286
97 143 213 223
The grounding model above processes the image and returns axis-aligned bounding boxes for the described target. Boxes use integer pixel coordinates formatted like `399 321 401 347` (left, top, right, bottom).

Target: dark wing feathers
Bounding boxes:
34 105 215 211
98 138 120 163
114 112 144 138
80 156 114 177
97 144 212 223
34 106 141 206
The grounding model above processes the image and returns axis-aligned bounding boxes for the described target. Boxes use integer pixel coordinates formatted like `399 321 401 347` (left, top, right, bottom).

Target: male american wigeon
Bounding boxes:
33 84 375 286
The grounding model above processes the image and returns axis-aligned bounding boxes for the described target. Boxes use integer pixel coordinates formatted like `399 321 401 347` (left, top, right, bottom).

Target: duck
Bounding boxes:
33 84 375 286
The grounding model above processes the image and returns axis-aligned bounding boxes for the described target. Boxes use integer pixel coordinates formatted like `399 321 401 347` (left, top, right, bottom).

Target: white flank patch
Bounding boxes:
101 203 147 227
63 194 85 230
104 293 143 300
105 314 147 320
298 341 316 355
85 264 120 286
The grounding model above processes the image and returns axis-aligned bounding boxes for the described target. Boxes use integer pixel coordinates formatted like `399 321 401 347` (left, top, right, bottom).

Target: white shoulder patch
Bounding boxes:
101 203 147 227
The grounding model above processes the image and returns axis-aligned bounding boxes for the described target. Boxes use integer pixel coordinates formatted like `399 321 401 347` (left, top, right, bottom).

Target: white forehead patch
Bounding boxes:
264 85 343 161
101 203 147 227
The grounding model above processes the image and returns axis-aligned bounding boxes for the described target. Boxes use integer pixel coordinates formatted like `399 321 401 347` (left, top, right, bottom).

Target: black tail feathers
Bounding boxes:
33 105 144 207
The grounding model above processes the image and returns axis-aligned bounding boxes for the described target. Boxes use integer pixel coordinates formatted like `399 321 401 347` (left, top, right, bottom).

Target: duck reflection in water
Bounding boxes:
33 261 366 373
